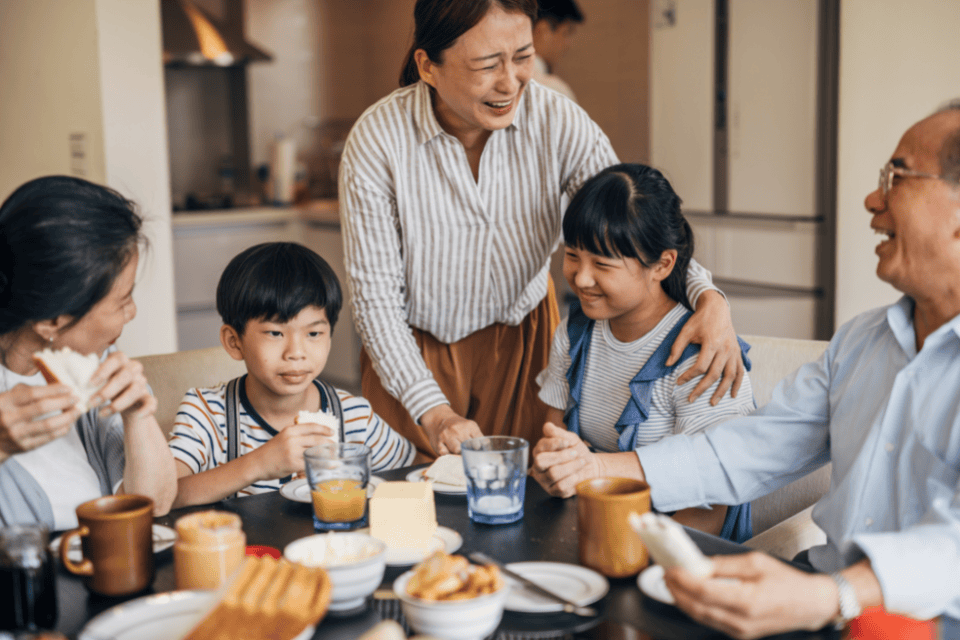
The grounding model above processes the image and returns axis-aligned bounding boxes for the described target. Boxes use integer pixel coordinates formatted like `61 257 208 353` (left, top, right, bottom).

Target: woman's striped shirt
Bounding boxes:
339 80 717 422
168 379 415 496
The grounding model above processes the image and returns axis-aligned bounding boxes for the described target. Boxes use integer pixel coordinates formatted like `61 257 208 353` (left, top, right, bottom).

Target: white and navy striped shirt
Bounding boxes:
340 80 717 422
168 379 414 496
537 303 755 451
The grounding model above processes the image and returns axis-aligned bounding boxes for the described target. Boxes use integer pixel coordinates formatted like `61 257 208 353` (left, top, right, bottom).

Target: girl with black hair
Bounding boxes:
530 164 755 542
0 176 176 528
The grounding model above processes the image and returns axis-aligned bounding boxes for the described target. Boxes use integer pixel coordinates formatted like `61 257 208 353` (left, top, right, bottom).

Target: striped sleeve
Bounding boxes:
669 357 757 436
536 317 572 412
338 390 415 472
167 386 226 473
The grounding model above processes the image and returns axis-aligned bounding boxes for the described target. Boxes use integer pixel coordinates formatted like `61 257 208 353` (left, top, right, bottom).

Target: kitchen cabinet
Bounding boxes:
650 0 837 339
172 201 362 391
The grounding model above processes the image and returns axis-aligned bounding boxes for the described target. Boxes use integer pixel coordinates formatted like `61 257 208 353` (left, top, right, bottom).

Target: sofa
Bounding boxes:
135 333 830 560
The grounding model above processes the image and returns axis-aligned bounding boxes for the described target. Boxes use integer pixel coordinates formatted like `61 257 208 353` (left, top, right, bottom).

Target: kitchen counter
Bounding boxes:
171 198 339 227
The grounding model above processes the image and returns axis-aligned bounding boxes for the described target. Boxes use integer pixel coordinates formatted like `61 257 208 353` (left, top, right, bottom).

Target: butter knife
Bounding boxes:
468 552 599 617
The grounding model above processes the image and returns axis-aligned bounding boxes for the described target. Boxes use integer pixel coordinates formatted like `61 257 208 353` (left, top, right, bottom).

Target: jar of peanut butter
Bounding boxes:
173 511 246 590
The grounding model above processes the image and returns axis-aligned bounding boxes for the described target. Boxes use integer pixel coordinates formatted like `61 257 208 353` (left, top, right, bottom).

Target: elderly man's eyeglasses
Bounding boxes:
878 161 959 197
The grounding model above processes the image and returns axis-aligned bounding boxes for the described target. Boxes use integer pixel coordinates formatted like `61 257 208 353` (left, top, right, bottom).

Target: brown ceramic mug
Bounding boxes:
59 494 155 596
576 477 651 578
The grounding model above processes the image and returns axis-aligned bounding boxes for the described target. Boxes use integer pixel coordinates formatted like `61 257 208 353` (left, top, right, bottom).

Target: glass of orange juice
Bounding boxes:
304 443 371 531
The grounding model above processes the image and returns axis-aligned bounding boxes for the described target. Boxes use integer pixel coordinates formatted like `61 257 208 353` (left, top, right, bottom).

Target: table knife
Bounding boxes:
468 551 598 617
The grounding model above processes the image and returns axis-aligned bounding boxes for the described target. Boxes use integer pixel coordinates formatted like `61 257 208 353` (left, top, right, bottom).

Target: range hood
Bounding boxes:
161 0 272 67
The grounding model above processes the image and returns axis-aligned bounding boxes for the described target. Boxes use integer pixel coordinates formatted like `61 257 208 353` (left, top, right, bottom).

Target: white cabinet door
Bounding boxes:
650 0 715 212
727 0 819 216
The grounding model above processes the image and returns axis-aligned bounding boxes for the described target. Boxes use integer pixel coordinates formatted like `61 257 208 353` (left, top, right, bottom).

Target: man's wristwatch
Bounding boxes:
829 572 862 628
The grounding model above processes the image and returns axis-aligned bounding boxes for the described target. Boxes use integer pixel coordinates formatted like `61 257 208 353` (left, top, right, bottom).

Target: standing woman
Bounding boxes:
0 176 177 528
340 0 744 462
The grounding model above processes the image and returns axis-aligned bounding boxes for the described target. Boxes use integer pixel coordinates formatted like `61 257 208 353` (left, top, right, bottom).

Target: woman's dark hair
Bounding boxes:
0 175 144 336
400 0 537 87
562 163 695 310
217 242 342 335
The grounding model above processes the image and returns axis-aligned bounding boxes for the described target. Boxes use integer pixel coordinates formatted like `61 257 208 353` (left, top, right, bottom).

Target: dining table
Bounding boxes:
52 465 840 640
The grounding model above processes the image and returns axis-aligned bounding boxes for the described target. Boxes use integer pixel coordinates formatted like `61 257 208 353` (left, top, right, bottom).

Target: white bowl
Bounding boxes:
284 532 387 612
393 571 509 640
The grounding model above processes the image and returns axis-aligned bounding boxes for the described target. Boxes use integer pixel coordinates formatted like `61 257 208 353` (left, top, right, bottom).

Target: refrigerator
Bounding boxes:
650 0 838 340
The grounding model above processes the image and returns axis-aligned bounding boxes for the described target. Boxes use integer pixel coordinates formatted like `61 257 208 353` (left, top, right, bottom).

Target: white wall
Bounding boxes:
95 0 178 356
0 0 177 356
834 1 960 327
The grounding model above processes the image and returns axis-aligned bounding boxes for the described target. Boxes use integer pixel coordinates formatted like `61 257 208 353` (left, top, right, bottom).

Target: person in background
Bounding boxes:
0 175 177 528
532 164 755 542
543 105 960 638
168 243 414 507
532 0 584 102
340 0 745 463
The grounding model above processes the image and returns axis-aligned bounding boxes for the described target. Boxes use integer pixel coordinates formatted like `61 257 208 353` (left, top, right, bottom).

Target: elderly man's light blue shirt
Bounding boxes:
637 296 960 620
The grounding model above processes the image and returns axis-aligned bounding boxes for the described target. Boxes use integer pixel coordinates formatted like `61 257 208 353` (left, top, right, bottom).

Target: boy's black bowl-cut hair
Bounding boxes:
216 242 342 335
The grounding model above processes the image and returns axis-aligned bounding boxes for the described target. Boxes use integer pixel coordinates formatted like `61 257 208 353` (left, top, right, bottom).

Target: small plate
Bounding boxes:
279 475 384 503
79 589 313 640
406 468 466 495
51 523 176 564
503 562 609 613
356 525 463 566
638 564 673 604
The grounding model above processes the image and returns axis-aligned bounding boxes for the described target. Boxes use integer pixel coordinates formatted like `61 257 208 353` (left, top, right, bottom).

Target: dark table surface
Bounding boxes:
54 466 839 640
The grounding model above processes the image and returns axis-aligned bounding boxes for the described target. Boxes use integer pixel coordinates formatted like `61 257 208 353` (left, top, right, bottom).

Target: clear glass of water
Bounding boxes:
460 436 529 525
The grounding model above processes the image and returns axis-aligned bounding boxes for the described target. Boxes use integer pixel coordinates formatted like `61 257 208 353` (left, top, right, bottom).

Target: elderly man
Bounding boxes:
533 104 960 637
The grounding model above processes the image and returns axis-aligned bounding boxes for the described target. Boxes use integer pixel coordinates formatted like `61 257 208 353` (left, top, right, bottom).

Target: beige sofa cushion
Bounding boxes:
739 335 831 552
137 347 247 439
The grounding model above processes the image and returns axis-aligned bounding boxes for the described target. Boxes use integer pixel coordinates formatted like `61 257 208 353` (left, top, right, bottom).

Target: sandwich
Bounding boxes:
295 410 340 442
423 454 468 489
32 346 104 413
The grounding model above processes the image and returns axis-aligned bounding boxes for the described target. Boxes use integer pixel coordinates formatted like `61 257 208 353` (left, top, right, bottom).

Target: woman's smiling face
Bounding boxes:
418 6 535 141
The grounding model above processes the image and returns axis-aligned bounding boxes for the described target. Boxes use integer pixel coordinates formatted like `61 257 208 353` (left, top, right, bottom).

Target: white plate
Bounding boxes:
638 564 674 604
279 475 384 503
356 526 463 566
406 468 466 495
78 589 314 640
503 562 609 613
51 523 176 564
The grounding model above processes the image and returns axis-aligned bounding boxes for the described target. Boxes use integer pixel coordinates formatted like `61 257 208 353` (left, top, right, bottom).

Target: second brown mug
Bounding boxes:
59 494 155 596
576 477 651 578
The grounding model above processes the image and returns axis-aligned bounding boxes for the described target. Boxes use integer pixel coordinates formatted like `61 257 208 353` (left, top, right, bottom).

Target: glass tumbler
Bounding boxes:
461 436 529 525
0 525 57 632
304 442 372 531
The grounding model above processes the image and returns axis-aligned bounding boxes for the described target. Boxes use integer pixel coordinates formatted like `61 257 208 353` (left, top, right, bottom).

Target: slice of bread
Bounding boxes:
32 347 103 412
295 410 340 441
628 511 714 577
424 454 467 489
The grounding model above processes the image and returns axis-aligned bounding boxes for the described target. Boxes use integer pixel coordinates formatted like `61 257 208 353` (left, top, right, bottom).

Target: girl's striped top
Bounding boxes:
537 303 756 452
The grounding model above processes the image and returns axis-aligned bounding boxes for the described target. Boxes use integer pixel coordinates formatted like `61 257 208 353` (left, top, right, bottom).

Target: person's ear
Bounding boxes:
220 325 245 361
414 49 438 88
32 315 72 345
652 250 678 282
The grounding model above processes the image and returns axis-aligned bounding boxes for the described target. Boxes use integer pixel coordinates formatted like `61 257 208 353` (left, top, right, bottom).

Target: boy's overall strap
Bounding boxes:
225 377 241 500
316 379 345 442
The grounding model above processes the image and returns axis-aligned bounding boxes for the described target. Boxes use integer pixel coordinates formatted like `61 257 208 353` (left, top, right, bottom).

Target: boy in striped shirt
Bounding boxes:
168 242 414 506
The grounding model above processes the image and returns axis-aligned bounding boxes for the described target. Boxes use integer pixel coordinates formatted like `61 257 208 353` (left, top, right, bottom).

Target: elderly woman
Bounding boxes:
0 176 177 528
340 0 745 462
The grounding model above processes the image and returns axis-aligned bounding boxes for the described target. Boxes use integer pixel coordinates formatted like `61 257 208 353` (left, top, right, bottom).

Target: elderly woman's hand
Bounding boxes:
88 351 157 422
668 290 744 406
420 405 484 455
530 422 603 498
0 383 81 463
